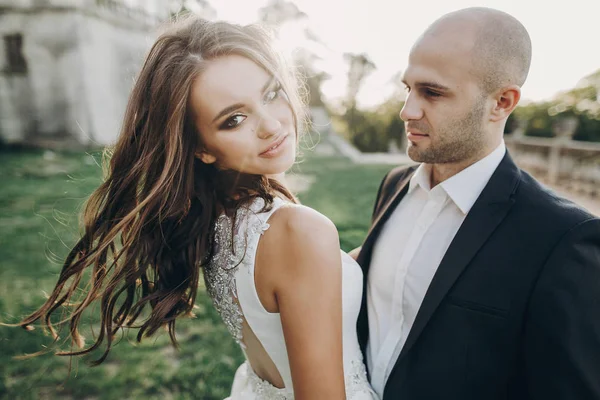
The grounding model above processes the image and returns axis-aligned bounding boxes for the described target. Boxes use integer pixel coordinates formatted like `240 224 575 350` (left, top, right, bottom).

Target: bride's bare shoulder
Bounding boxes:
272 203 335 232
259 203 341 274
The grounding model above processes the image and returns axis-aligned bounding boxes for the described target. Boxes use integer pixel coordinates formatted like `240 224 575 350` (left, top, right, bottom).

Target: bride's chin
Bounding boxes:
265 159 295 181
266 172 286 182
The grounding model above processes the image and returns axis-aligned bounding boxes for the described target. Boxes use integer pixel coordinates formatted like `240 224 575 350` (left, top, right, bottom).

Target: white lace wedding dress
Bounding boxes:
204 197 378 399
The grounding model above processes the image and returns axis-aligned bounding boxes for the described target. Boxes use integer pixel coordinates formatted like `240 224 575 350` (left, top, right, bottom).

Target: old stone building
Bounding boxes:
0 0 169 147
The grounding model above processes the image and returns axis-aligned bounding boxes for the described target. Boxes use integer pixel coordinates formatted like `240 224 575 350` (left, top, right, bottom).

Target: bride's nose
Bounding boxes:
256 113 282 139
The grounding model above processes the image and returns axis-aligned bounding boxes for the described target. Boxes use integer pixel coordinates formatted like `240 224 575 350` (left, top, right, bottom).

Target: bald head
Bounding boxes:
419 7 532 94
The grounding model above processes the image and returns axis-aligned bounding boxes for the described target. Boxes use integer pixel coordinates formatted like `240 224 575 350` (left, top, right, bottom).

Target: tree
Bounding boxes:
387 70 407 103
257 1 330 109
342 53 376 145
170 0 216 19
552 69 600 142
343 53 376 111
257 0 307 30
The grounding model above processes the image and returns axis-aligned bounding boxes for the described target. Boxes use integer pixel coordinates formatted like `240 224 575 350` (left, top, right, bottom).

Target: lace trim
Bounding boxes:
245 362 294 399
204 198 271 344
345 357 373 398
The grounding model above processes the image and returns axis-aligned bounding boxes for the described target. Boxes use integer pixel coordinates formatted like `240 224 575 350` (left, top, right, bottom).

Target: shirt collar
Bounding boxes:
408 141 507 214
408 162 433 193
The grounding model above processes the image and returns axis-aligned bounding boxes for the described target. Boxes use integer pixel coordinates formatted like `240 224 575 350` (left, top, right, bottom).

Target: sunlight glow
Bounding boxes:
212 0 600 109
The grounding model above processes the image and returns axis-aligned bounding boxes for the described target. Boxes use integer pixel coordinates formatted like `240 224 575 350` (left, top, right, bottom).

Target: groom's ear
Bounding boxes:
490 85 521 122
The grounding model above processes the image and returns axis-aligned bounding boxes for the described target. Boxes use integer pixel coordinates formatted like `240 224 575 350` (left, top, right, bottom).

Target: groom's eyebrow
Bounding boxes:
419 82 450 91
402 79 450 92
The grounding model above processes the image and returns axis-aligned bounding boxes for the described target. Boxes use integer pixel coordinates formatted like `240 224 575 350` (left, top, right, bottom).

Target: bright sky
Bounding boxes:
212 0 600 109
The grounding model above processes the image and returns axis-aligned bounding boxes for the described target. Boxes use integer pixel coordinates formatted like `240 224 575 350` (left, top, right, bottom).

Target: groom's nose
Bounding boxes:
400 95 424 122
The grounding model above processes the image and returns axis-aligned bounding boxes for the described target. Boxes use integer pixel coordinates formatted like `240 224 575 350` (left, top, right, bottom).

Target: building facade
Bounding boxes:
0 0 169 147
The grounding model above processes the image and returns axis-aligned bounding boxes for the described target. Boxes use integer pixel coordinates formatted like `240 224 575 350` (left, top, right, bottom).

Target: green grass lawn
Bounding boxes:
0 148 393 399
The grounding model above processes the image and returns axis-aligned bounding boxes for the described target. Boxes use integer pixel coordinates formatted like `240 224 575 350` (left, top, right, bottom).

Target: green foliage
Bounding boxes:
515 103 600 142
514 102 558 138
573 114 600 142
513 69 600 142
345 109 404 152
504 113 519 134
337 98 405 153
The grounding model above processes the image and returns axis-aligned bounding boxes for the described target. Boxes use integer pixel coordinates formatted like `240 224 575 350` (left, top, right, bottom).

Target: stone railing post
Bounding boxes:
548 116 578 185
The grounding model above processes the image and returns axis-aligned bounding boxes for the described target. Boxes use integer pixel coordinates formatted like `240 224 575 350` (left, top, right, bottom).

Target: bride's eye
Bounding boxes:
220 114 247 130
263 83 282 104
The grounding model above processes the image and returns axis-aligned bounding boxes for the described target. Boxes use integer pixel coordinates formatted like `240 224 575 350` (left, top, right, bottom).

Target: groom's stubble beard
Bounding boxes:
406 97 488 165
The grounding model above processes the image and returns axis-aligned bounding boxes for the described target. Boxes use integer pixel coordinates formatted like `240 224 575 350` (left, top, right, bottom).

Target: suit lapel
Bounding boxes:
357 170 415 275
357 169 415 356
394 152 521 364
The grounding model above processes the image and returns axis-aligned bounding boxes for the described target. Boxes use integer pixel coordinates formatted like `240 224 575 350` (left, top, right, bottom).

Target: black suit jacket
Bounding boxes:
356 152 600 400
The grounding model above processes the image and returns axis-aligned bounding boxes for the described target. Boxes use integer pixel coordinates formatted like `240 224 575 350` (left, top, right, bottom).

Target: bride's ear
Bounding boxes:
195 150 217 164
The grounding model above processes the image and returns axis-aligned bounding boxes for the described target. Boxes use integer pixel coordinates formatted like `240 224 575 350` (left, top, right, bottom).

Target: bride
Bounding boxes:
17 16 377 399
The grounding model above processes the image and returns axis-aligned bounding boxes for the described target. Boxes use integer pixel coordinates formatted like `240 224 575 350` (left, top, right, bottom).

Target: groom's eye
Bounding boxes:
424 89 442 98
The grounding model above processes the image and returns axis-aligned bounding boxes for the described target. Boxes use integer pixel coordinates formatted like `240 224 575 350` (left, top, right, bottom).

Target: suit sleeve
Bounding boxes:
524 217 600 399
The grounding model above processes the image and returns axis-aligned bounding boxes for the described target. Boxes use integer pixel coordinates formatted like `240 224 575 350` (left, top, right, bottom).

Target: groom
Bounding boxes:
355 7 600 400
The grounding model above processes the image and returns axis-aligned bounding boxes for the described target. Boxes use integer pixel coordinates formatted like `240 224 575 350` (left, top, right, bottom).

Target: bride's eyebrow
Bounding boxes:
211 76 276 124
212 103 244 124
261 76 276 93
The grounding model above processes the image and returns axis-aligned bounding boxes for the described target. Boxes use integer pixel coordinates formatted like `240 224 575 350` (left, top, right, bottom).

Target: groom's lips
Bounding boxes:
407 130 429 141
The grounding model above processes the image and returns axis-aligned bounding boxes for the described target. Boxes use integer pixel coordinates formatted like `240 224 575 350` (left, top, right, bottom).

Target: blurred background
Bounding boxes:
0 0 599 399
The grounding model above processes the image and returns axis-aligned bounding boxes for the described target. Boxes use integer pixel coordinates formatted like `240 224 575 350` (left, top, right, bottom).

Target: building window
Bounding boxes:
4 34 27 74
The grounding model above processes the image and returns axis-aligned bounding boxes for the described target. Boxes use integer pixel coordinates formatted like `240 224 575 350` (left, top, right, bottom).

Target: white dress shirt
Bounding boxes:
366 141 507 397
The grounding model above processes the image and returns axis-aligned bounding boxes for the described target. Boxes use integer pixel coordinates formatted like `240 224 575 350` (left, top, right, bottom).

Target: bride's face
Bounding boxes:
190 54 297 176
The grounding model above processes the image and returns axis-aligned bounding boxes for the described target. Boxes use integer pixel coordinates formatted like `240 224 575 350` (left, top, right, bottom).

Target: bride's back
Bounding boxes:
204 197 376 398
205 197 298 394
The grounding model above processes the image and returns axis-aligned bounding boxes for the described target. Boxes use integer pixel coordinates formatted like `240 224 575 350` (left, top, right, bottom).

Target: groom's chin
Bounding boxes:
406 145 426 163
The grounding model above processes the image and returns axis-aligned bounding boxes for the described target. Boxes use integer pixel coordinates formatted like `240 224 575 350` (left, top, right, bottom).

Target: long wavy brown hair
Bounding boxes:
16 16 306 365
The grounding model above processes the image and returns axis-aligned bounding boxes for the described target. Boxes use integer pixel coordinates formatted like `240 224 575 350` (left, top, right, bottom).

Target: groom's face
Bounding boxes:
400 31 492 165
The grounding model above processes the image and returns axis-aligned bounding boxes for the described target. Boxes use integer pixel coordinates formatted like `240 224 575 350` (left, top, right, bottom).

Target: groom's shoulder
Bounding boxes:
515 168 596 226
380 163 419 193
386 163 419 182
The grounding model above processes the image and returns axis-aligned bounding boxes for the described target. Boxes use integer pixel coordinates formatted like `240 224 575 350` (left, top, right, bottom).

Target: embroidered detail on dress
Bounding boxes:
243 357 372 399
203 198 270 344
245 362 294 399
345 356 373 398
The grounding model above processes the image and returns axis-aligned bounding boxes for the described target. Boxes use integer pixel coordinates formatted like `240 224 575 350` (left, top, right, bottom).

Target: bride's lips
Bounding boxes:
259 134 289 158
